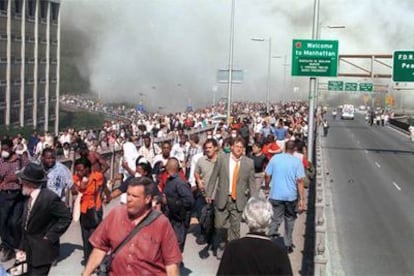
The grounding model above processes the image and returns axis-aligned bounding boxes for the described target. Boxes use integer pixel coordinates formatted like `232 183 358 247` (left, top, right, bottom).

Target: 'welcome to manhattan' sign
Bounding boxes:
292 39 339 77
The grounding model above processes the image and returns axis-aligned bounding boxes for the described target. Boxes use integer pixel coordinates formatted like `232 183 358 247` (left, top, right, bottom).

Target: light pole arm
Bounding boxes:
266 38 272 113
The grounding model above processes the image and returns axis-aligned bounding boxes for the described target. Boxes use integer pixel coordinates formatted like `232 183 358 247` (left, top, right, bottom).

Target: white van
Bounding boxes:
341 104 355 120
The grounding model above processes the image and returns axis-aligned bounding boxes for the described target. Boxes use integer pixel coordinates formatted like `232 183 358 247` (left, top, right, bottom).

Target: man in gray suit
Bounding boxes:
206 137 256 258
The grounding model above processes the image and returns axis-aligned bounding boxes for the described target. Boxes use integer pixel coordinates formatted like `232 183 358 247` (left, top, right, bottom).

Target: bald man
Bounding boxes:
163 158 194 252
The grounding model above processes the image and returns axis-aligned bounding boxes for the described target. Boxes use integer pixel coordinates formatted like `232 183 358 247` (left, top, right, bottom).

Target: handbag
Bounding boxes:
72 192 82 222
6 261 27 276
97 210 161 276
7 251 27 276
80 180 101 229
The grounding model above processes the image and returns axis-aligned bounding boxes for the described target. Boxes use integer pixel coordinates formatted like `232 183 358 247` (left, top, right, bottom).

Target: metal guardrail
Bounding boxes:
389 117 410 134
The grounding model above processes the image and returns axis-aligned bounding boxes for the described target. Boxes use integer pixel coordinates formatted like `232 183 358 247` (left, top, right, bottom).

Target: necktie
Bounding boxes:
24 197 33 230
231 161 240 200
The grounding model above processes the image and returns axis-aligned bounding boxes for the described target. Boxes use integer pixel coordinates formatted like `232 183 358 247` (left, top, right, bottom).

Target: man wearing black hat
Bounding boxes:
17 162 72 275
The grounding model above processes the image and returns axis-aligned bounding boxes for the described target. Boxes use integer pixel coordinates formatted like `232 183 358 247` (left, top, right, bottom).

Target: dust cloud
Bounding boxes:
61 0 414 112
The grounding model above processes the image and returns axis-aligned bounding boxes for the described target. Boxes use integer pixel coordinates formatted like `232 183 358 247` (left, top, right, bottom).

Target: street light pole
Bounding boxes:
317 25 345 107
266 38 272 113
226 0 236 125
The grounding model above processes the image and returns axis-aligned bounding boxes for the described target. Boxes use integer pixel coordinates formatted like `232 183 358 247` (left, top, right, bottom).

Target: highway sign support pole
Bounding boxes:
307 0 320 161
308 77 316 161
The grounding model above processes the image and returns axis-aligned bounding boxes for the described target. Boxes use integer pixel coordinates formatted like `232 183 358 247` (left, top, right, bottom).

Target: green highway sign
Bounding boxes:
359 83 373 92
345 82 358 91
393 51 414 82
291 39 339 77
328 80 343 91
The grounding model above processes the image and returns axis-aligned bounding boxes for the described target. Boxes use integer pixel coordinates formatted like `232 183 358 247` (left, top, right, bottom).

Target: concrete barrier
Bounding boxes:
314 130 328 275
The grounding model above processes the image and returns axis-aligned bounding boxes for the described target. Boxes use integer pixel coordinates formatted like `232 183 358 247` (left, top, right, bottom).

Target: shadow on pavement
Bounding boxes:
57 242 83 263
180 264 193 276
300 178 316 276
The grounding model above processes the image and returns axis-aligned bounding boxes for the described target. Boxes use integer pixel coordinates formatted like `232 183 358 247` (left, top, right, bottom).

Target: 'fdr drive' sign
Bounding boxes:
291 39 339 77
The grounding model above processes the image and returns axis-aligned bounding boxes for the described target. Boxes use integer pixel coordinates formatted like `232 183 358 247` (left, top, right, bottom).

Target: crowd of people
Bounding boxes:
0 100 315 275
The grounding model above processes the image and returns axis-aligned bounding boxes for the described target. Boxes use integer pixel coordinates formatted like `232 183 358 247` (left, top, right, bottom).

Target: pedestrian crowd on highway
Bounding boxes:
0 100 314 275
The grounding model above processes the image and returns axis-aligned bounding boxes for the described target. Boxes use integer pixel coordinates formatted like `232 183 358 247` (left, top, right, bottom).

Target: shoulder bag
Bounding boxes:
97 210 161 276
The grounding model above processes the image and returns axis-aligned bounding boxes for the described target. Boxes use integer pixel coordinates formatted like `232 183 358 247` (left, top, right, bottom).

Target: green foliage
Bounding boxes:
0 126 36 138
59 110 104 130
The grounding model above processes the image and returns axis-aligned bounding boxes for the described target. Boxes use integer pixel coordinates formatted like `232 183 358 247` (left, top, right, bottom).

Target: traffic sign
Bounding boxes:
393 51 414 82
291 39 339 77
217 69 244 83
359 83 373 92
328 80 343 91
344 82 358 91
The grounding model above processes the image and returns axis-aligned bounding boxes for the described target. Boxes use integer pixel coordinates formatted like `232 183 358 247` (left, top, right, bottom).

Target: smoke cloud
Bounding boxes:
60 0 414 112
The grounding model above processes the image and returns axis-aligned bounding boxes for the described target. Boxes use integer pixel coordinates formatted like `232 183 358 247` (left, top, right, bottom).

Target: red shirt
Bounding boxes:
157 170 186 192
262 142 280 160
90 205 182 276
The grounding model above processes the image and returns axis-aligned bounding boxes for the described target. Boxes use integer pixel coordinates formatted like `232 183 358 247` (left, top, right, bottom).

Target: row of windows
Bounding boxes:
0 33 57 42
0 78 57 85
0 57 58 63
0 1 59 22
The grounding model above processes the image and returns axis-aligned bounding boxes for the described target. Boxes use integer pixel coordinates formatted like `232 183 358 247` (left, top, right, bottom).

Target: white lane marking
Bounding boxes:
393 182 402 191
375 162 381 168
365 150 368 154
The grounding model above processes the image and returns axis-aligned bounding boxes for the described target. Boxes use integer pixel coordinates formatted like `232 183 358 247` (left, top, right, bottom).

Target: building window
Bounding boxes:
51 3 58 23
14 0 22 16
27 0 35 18
0 0 8 14
40 0 47 19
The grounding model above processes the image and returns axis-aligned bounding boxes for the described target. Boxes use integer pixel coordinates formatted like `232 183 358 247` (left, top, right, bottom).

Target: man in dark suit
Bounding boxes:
206 137 257 257
17 162 72 275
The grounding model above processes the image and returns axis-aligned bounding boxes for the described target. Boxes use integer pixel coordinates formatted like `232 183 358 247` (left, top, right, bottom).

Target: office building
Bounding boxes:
0 0 61 133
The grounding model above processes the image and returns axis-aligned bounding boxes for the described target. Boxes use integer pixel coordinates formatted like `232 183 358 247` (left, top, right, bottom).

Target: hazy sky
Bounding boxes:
61 0 414 111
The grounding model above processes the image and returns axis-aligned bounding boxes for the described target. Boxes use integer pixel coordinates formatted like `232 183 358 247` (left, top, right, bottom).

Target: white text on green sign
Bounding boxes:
393 50 414 82
291 39 339 77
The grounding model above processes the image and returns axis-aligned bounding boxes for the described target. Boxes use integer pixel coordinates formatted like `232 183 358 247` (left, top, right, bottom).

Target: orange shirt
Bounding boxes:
74 171 104 213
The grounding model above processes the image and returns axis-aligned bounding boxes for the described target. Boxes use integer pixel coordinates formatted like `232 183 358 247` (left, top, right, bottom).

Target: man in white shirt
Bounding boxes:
137 135 161 165
171 135 190 165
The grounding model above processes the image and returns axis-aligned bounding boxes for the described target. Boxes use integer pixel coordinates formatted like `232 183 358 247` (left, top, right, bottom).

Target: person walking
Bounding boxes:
73 157 108 264
163 158 194 253
217 197 292 275
322 119 329 137
0 138 28 262
264 140 305 253
41 148 73 204
17 162 72 275
194 138 219 246
206 137 256 258
82 177 181 276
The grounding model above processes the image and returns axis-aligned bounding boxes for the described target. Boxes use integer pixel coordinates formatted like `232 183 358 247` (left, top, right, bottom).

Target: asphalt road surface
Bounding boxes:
323 113 414 275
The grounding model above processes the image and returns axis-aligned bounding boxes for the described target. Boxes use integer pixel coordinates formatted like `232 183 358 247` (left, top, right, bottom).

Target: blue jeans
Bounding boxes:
268 199 297 247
